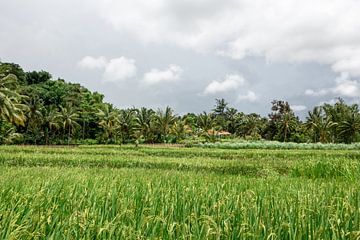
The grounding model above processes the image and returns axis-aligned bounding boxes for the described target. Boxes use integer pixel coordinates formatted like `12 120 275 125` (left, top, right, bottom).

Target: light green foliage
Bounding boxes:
1 145 360 239
193 140 360 150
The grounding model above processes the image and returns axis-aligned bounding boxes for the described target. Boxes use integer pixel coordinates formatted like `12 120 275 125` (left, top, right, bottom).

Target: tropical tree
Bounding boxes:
96 104 119 143
171 120 191 142
267 100 298 142
225 107 238 133
338 112 360 143
155 106 176 142
242 114 263 138
135 107 155 143
42 107 61 144
60 105 80 144
79 92 102 140
0 121 23 144
118 109 137 143
277 111 298 142
305 107 335 143
197 112 215 132
0 74 27 126
323 98 360 143
212 98 229 130
24 95 44 143
197 112 218 142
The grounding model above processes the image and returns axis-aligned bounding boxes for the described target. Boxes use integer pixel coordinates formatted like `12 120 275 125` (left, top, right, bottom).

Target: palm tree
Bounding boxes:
171 120 191 142
338 112 360 143
60 105 80 144
278 111 297 142
197 112 218 142
118 109 137 143
24 96 44 143
0 74 27 126
225 107 238 133
305 107 335 143
243 114 261 137
42 107 61 145
155 106 176 142
135 107 155 143
96 104 119 143
197 112 215 132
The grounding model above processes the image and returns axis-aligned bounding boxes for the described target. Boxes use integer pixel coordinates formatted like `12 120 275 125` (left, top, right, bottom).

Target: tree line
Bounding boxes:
1 61 359 144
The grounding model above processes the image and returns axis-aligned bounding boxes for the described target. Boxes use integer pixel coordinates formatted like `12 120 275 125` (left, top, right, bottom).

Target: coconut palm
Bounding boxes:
118 109 137 143
155 106 177 142
197 112 215 132
24 96 44 143
0 74 27 126
171 120 191 142
338 112 360 143
278 111 298 142
96 104 119 143
135 107 155 142
243 114 262 137
60 105 80 144
305 107 335 143
42 107 61 144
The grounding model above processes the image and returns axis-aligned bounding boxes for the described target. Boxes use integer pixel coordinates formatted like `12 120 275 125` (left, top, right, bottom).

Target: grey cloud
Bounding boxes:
1 0 357 119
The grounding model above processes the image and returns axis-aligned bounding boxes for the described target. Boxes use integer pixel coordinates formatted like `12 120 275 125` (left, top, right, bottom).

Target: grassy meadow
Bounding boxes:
1 145 360 239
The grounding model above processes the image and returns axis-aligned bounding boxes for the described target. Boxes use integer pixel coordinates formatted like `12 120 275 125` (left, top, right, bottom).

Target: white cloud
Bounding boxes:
332 72 360 97
237 90 258 102
143 64 183 85
305 72 360 98
291 105 307 112
99 0 360 79
103 57 137 82
79 56 137 82
204 74 245 95
304 89 328 97
78 56 107 69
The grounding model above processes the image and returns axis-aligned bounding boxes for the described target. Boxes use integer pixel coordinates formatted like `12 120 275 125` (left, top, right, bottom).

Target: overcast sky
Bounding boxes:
1 0 360 117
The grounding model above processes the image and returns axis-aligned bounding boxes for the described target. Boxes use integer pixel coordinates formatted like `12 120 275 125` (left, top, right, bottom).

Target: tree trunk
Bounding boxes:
284 125 288 142
68 124 71 145
82 120 85 140
45 127 49 145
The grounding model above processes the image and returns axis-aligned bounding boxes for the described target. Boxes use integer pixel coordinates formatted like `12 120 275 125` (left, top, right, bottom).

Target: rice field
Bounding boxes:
1 145 360 239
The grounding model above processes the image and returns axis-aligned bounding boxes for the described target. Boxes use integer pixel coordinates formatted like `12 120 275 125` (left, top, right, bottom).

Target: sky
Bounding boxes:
1 0 360 117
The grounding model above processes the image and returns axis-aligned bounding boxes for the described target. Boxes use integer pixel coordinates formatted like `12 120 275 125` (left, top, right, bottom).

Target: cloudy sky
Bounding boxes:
1 0 360 117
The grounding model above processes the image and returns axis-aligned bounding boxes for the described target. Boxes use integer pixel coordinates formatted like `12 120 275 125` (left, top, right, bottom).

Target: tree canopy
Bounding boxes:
1 61 359 145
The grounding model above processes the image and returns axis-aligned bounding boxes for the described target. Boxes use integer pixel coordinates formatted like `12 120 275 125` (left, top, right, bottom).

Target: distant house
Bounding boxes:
207 129 231 137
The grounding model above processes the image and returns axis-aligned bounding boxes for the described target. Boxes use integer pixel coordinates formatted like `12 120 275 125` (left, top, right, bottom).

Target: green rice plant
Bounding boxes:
191 141 360 150
0 145 359 239
0 167 359 239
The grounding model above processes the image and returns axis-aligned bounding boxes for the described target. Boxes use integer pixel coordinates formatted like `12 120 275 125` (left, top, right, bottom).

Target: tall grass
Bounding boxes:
0 168 360 239
0 145 359 238
190 141 360 150
0 145 359 178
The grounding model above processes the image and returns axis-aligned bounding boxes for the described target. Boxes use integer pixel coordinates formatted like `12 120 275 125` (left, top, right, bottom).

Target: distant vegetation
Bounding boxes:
1 61 360 145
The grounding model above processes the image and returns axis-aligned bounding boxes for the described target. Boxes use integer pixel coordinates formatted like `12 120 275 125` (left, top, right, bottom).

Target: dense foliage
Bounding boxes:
1 61 360 144
1 145 360 238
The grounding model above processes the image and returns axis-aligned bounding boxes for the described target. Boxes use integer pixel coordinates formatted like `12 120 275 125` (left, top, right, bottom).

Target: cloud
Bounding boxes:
305 73 360 98
237 90 258 102
78 56 107 69
204 74 245 95
103 57 137 82
99 0 360 79
332 73 360 97
304 89 329 97
291 105 307 112
143 64 183 85
79 56 137 82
